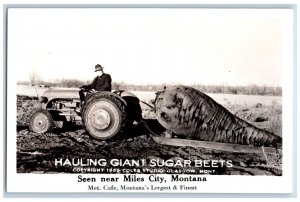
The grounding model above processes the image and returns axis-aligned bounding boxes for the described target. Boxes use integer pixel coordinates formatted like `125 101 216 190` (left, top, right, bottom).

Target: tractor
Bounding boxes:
29 88 142 140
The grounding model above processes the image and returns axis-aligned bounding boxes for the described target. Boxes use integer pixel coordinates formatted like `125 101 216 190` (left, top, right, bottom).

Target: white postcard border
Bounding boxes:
4 5 296 195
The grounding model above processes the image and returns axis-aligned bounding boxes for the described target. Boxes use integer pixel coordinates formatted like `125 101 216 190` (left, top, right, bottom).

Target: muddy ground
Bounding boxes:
16 95 282 175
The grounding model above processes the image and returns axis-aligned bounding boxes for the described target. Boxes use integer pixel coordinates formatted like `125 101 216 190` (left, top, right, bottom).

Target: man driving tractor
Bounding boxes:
79 64 112 102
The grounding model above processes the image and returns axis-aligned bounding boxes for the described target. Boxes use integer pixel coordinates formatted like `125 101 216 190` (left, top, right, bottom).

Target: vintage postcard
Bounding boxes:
5 5 295 195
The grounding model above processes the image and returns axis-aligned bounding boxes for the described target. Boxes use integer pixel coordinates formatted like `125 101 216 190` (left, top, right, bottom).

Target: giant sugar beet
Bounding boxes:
153 86 282 148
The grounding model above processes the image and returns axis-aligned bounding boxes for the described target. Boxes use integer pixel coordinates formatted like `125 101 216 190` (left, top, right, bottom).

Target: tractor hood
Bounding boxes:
42 88 140 102
42 88 80 100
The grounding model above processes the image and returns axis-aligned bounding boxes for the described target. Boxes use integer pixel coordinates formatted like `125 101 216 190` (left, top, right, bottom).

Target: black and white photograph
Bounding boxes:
5 5 295 194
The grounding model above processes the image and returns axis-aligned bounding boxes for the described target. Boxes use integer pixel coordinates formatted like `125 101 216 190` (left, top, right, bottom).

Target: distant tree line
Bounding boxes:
18 79 282 96
112 83 282 96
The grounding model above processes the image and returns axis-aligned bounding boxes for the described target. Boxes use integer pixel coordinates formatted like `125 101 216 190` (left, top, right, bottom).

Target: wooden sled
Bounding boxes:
152 132 282 155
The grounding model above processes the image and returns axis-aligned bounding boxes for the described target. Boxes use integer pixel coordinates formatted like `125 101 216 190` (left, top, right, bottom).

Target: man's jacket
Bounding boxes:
84 73 112 91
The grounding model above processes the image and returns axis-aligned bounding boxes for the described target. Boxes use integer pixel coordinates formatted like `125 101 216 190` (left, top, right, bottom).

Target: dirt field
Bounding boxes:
16 89 282 175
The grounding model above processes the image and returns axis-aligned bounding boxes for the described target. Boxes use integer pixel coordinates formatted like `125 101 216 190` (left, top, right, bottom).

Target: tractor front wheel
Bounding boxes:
29 109 53 133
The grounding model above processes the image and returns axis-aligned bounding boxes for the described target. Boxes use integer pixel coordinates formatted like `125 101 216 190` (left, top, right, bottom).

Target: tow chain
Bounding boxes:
139 91 165 138
138 119 160 137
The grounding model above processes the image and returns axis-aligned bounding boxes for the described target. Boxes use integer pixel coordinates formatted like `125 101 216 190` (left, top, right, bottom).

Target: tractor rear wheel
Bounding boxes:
29 109 53 133
82 92 127 140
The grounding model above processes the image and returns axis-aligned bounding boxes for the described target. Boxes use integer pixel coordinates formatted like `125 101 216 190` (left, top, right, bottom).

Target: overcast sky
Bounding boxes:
8 8 292 86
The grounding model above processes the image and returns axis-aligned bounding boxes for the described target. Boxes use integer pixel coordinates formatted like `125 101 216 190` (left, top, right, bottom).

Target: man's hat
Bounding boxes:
95 64 104 72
